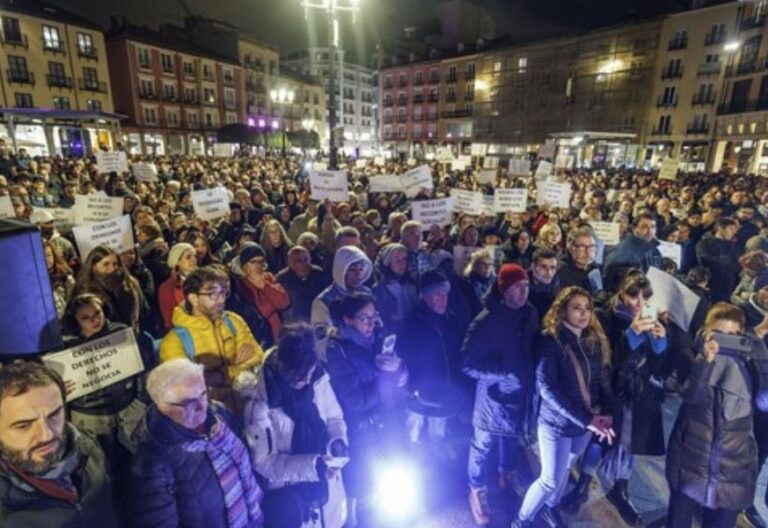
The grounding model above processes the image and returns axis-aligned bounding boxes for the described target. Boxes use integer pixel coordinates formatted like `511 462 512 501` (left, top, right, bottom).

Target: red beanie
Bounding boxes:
497 263 528 293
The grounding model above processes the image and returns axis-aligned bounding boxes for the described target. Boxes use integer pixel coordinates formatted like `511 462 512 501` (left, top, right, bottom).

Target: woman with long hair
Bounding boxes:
462 249 496 317
513 287 615 528
260 218 293 273
43 239 75 319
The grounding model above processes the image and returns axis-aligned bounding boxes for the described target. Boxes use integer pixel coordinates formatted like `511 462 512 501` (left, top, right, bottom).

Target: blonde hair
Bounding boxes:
464 248 493 277
542 286 611 365
703 302 745 333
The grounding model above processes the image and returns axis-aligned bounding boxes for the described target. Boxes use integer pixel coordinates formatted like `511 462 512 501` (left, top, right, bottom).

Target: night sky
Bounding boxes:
48 0 713 64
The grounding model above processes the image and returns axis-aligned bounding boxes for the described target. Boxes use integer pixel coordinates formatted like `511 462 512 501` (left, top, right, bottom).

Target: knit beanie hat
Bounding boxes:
167 243 195 269
420 268 451 296
377 243 407 269
239 242 266 265
497 263 528 293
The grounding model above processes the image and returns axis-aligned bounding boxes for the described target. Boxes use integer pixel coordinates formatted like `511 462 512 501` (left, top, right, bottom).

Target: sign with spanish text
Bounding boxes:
309 170 349 202
36 207 75 229
657 240 683 268
42 328 145 400
590 221 621 246
95 151 128 174
191 187 230 221
509 159 531 176
659 159 679 181
436 147 455 162
534 160 553 180
369 175 402 193
74 194 124 225
132 162 158 182
72 215 134 258
0 195 14 219
537 181 571 209
411 197 454 228
646 266 700 331
494 188 528 213
213 143 234 158
477 170 496 185
538 139 556 159
401 165 434 197
451 189 482 215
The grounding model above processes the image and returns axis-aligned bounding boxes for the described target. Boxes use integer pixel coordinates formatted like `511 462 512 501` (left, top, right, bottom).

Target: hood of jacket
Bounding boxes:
332 246 372 291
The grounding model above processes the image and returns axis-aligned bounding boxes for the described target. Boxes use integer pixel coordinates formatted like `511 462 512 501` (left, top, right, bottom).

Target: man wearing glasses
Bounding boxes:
604 213 663 291
556 226 605 297
159 266 265 411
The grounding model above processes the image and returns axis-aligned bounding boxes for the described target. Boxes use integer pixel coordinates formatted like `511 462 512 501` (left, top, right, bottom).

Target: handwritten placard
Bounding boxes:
537 181 571 209
132 162 158 182
95 151 128 174
534 160 553 180
538 139 556 159
74 194 124 225
411 197 454 228
73 215 134 258
590 221 621 246
494 188 528 213
509 159 531 176
477 170 496 185
659 159 679 181
0 195 14 218
191 187 230 221
309 170 349 202
657 240 682 268
401 165 434 197
369 175 402 193
451 189 482 215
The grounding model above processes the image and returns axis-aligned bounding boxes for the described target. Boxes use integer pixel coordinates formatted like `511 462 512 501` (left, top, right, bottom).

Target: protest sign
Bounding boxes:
309 170 349 202
132 162 158 182
509 159 531 176
42 328 145 401
436 147 454 162
537 181 571 209
534 160 553 180
480 194 495 213
477 170 496 185
451 189 482 215
95 151 128 174
646 266 700 331
369 175 402 193
452 156 472 171
191 187 230 221
539 139 556 159
73 215 134 258
374 156 386 166
483 156 499 169
657 240 683 268
411 197 453 228
401 165 434 197
36 207 75 229
313 161 328 171
555 154 573 169
659 159 679 181
74 194 123 225
355 159 367 168
0 195 14 218
590 221 621 246
494 188 528 213
213 143 234 158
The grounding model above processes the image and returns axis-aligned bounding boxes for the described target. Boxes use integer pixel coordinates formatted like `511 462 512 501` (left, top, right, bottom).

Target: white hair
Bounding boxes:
146 359 204 404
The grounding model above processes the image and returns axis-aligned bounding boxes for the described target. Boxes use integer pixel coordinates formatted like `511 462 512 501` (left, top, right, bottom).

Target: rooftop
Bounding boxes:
0 0 101 30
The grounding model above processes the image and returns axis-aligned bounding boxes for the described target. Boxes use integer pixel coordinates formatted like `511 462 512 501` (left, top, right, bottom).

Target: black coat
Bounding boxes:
556 255 603 297
695 234 740 303
537 328 614 437
275 266 329 324
528 272 560 319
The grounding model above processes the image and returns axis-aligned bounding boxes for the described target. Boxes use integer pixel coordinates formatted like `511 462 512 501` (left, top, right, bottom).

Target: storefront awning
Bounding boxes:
0 108 127 123
548 131 637 140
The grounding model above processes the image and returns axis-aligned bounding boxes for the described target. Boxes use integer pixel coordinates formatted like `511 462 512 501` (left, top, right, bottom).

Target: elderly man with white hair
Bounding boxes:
128 359 264 528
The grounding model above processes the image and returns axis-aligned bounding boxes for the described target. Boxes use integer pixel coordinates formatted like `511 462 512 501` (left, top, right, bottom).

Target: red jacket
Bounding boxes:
158 273 186 330
236 274 291 342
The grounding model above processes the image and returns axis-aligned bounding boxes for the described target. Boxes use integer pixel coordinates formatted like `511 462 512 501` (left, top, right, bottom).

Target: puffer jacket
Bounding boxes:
159 306 265 407
371 273 419 333
128 402 261 528
461 287 539 435
537 327 614 437
0 428 118 528
666 342 768 511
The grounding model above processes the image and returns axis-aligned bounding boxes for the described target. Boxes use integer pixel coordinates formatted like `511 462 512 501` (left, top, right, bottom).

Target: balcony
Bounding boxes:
441 109 473 118
414 77 424 86
697 62 721 76
739 14 767 31
47 74 72 88
445 95 457 103
704 32 725 46
184 96 199 105
383 116 393 124
692 93 716 105
79 79 107 92
668 37 688 51
224 101 237 110
686 123 710 135
383 100 393 107
163 93 178 103
78 46 98 59
465 70 476 80
397 98 407 106
202 98 217 107
183 68 196 79
446 74 457 84
0 32 28 48
657 95 678 108
429 76 440 84
245 80 256 91
718 99 768 114
42 39 65 54
202 71 215 81
661 67 684 79
413 94 424 104
383 132 393 140
412 114 424 121
6 70 34 85
139 90 157 100
398 79 408 87
223 74 235 86
651 126 672 136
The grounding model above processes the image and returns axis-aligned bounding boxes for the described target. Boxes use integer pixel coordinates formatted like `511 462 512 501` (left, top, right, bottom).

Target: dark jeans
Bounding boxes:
467 427 528 488
666 490 739 528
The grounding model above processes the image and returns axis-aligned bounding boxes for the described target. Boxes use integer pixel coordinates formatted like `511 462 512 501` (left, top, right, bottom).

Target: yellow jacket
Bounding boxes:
159 305 265 382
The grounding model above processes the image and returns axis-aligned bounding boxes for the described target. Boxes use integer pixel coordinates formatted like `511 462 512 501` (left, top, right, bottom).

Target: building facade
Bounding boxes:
0 1 115 156
270 68 326 147
106 21 243 155
283 47 375 156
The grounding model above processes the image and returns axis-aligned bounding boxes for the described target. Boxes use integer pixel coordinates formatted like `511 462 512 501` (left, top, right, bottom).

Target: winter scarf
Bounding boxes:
182 418 264 528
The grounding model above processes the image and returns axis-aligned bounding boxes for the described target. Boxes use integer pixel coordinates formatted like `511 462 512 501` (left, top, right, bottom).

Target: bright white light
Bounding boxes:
724 41 740 52
573 135 584 144
375 462 420 523
272 119 279 129
599 59 623 75
475 79 489 91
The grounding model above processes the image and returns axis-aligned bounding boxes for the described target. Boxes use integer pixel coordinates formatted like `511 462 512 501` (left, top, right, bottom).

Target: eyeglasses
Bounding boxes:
164 389 208 411
355 312 380 326
197 289 229 300
573 244 596 251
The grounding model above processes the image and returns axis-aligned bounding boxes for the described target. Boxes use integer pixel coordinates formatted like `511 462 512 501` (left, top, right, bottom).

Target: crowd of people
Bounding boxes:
1 140 768 528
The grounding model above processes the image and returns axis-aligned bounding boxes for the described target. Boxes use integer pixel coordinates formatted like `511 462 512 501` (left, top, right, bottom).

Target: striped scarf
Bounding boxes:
183 418 263 528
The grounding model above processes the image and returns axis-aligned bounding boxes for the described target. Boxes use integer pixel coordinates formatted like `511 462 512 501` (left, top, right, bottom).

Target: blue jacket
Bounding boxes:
603 234 662 289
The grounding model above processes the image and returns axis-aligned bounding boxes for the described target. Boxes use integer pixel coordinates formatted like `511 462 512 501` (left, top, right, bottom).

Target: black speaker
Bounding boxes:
0 219 63 356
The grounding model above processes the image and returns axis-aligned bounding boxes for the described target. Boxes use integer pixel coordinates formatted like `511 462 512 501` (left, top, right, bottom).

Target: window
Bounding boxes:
87 99 102 112
415 71 423 85
144 107 157 124
204 88 215 104
448 65 457 82
166 110 179 126
518 57 528 73
187 111 199 126
83 67 98 83
140 79 155 96
77 33 95 56
2 17 22 43
203 64 213 79
8 55 30 82
657 115 671 132
53 96 70 110
163 84 176 101
42 25 62 51
446 85 456 102
14 93 33 108
184 87 197 103
224 88 235 108
138 48 150 69
183 61 194 76
161 53 173 73
465 63 476 79
48 62 67 86
493 61 502 73
465 82 475 101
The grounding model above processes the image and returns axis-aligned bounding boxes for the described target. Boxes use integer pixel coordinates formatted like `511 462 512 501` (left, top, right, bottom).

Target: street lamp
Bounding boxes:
270 87 295 156
301 0 362 169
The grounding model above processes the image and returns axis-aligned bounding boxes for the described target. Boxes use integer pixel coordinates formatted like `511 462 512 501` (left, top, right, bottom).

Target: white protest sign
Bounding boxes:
407 157 417 167
411 197 453 228
313 161 328 171
509 159 531 176
539 139 556 159
369 175 402 193
355 159 367 168
483 156 499 169
74 194 124 225
555 153 572 169
73 215 134 258
646 266 700 331
451 189 482 215
0 195 14 218
213 143 233 158
659 159 679 181
535 160 553 180
42 328 145 400
191 187 230 221
436 147 455 162
657 240 683 268
132 162 158 182
452 156 472 171
590 221 621 246
494 188 528 213
36 207 75 228
480 194 495 213
309 170 349 202
477 170 496 185
537 181 571 209
401 165 434 197
95 151 128 174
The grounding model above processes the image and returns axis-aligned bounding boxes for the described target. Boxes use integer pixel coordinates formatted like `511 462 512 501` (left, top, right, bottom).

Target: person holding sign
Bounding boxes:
0 361 119 528
159 266 265 412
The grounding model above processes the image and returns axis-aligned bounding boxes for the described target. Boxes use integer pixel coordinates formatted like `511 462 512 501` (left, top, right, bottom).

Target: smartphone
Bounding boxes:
712 333 753 354
382 334 397 356
641 303 658 321
324 456 350 469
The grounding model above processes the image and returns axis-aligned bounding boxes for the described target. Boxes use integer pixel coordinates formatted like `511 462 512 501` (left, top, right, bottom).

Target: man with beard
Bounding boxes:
0 361 118 527
29 208 76 266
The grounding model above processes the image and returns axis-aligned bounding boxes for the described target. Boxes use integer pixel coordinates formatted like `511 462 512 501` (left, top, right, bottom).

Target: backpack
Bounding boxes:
173 313 238 360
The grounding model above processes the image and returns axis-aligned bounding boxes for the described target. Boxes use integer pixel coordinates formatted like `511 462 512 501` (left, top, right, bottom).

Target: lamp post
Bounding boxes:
301 0 361 169
270 87 295 157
